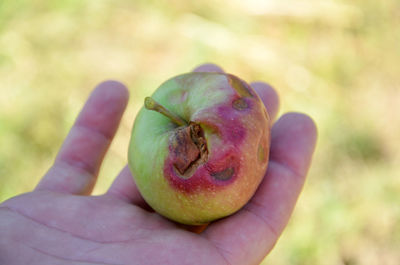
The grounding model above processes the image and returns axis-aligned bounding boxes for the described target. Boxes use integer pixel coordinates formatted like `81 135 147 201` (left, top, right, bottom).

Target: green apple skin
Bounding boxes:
128 72 270 225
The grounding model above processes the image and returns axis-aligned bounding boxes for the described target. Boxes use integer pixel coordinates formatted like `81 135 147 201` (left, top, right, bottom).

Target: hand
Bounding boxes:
0 64 317 265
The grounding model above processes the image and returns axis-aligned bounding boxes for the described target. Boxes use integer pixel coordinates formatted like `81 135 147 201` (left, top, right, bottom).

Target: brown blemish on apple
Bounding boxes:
227 74 253 98
211 167 235 181
232 98 248 110
170 126 200 174
258 145 267 163
170 123 208 178
165 150 240 193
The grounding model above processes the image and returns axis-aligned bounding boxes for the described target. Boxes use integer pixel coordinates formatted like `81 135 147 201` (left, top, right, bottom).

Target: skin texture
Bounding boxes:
0 64 317 265
129 73 270 225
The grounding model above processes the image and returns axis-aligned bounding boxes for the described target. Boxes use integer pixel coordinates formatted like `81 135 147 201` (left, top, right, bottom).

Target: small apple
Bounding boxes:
128 72 270 225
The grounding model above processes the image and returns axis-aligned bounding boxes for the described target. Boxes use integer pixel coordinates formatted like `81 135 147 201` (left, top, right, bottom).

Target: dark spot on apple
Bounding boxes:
232 98 248 110
211 167 235 181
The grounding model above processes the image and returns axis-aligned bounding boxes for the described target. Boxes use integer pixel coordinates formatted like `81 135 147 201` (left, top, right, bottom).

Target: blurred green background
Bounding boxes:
1 0 399 264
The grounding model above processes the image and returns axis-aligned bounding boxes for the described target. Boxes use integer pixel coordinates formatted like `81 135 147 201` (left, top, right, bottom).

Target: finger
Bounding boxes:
36 81 129 195
106 165 152 210
192 63 225 73
203 113 317 265
250 82 280 122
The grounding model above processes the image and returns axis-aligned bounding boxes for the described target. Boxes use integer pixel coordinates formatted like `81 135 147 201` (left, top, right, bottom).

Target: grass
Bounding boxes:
1 0 399 264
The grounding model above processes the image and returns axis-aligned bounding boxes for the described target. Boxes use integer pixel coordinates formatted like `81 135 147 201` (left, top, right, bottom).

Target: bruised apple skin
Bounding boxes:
128 72 270 225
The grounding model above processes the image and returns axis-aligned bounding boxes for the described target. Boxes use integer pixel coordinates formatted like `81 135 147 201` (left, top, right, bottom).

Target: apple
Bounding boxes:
128 72 270 225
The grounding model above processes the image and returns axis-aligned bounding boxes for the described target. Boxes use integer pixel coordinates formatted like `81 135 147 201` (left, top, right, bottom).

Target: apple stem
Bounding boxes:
144 97 187 126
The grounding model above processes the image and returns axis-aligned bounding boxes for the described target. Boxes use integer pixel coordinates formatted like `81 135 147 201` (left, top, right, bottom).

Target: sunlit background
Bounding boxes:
1 0 399 264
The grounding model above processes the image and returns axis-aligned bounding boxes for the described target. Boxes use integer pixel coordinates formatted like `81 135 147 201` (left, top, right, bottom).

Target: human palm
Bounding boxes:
0 64 317 265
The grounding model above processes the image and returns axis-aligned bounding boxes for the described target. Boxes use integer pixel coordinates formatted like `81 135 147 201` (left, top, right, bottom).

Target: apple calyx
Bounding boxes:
144 97 208 179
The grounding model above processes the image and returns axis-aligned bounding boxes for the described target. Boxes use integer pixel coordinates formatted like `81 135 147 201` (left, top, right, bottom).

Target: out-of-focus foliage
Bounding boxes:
0 0 399 264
